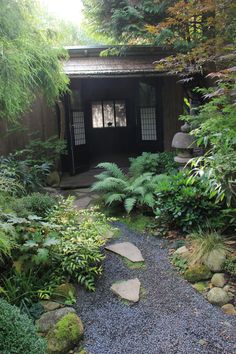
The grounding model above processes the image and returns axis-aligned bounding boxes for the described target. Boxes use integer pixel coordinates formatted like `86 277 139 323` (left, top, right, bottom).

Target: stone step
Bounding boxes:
105 242 144 262
111 278 141 303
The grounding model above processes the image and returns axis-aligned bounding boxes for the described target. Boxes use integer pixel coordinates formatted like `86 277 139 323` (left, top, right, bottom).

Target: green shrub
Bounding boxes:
0 298 46 354
171 254 188 273
48 198 114 291
92 162 168 213
12 192 57 217
223 256 236 276
129 152 177 177
0 152 50 194
154 171 226 232
0 230 15 263
2 269 60 308
1 195 114 299
25 136 67 167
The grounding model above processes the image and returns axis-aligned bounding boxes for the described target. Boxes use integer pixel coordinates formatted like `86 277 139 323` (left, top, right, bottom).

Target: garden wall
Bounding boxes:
0 96 58 155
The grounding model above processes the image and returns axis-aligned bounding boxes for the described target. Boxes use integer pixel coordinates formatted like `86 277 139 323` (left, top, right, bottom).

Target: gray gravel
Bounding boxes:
76 223 236 354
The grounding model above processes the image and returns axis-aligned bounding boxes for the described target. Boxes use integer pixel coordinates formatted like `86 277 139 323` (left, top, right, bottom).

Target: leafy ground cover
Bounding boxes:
0 138 116 354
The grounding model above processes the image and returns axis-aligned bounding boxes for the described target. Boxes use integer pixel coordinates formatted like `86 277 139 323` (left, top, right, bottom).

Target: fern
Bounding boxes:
124 197 137 214
105 193 126 205
92 162 170 213
96 162 126 180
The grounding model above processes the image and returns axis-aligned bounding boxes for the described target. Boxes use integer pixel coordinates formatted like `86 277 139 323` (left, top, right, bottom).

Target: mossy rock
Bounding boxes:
184 265 212 283
192 282 209 293
47 313 84 354
53 283 76 302
47 171 60 187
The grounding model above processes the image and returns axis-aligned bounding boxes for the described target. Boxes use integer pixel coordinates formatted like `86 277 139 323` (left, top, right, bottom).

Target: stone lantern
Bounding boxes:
172 122 196 168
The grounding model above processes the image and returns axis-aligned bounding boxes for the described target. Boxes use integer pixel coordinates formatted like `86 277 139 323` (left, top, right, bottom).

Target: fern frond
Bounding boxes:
105 193 125 205
131 173 153 189
96 162 126 179
92 177 127 192
142 193 155 208
124 197 137 213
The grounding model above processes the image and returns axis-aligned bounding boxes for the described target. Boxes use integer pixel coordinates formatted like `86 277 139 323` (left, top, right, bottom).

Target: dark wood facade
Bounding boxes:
0 46 183 175
62 75 183 174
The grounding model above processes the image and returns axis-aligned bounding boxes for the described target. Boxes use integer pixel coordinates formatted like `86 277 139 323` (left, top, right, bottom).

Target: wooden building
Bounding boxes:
61 46 183 174
0 46 184 175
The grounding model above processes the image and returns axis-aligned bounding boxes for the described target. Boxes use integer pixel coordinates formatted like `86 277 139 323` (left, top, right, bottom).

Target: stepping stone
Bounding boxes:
74 196 92 209
111 278 141 303
105 242 144 262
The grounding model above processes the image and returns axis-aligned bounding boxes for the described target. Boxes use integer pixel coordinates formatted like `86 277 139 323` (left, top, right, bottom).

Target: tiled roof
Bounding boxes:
63 46 172 78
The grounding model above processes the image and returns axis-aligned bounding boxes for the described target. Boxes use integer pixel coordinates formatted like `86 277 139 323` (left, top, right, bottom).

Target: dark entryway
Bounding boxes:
63 77 164 174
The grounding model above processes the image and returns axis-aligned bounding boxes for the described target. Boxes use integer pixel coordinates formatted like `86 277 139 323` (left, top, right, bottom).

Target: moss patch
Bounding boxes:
123 258 146 270
192 282 209 293
121 214 154 234
184 265 212 283
54 313 82 342
47 313 84 354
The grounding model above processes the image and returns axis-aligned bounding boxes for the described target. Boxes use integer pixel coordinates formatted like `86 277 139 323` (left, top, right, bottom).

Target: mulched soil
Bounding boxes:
76 222 236 354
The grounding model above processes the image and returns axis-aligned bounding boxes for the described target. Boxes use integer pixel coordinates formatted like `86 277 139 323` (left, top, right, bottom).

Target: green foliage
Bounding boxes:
0 152 51 194
12 192 57 217
154 172 225 233
0 230 15 263
25 136 67 167
2 270 47 307
171 254 188 273
0 298 46 354
0 0 68 122
121 214 155 234
187 231 231 266
182 85 236 207
83 0 171 43
48 197 114 291
223 256 236 277
129 152 177 177
93 162 168 213
53 313 83 342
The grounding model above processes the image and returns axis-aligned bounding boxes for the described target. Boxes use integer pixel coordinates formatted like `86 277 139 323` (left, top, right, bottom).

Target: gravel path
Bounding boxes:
76 223 236 354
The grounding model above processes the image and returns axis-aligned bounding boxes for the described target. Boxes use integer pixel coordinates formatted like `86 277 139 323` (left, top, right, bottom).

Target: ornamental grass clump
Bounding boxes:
187 230 232 267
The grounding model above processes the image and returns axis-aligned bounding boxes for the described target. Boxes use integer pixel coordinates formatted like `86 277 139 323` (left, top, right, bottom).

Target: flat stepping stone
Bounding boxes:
74 196 92 209
111 278 141 303
105 242 144 262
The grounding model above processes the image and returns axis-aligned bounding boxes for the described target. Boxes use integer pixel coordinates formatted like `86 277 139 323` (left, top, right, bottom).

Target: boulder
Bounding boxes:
203 249 226 272
36 307 84 354
211 273 226 288
40 301 61 312
47 312 84 354
47 171 60 188
174 246 190 259
53 283 76 301
221 304 236 316
36 307 76 334
184 265 212 283
207 287 231 306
